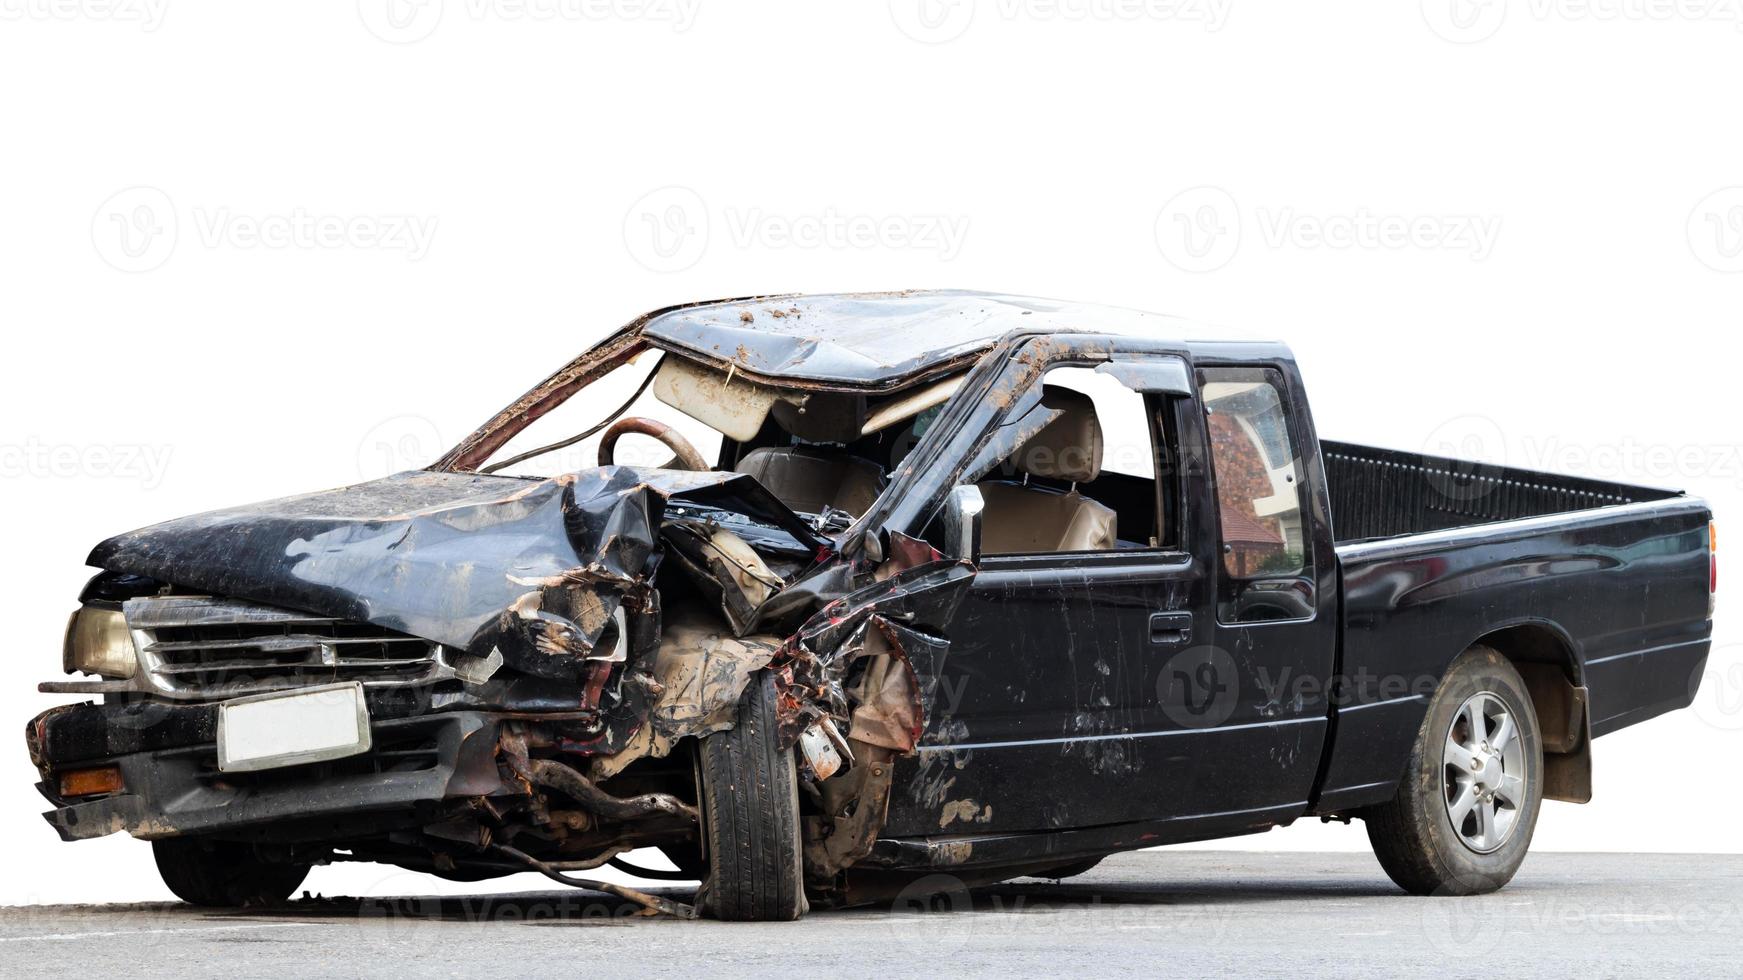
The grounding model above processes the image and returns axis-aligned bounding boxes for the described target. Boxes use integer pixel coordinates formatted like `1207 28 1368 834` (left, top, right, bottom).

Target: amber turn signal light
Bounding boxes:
58 766 123 798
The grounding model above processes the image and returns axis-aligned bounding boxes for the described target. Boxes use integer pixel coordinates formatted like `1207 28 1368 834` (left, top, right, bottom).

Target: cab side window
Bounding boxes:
1199 366 1314 622
969 365 1175 556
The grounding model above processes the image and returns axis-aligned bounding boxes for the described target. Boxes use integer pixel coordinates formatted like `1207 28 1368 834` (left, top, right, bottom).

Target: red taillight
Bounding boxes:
1711 521 1718 596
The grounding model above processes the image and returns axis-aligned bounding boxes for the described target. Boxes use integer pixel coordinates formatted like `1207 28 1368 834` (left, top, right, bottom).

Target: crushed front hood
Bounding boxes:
88 467 826 678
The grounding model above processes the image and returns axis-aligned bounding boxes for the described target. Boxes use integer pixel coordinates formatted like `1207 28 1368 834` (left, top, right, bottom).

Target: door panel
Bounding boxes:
877 343 1336 842
882 551 1209 836
1191 364 1339 814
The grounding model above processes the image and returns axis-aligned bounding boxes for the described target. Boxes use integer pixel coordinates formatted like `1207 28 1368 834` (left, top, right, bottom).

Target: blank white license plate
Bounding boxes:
217 682 371 773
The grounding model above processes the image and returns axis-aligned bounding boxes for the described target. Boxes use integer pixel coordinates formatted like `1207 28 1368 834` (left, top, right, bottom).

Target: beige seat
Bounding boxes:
976 386 1117 554
734 448 884 517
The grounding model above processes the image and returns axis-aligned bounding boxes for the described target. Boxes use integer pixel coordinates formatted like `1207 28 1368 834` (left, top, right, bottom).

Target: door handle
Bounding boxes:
1149 612 1194 647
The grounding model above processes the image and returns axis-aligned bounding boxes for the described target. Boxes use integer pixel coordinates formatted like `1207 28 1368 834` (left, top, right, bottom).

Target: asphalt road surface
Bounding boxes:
3 852 1739 978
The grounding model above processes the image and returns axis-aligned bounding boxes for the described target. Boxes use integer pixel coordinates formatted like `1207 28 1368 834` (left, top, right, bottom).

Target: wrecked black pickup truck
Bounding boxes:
28 291 1715 920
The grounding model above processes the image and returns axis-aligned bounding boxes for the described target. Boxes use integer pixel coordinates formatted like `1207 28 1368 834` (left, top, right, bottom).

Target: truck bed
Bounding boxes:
1311 440 1712 815
1322 440 1683 545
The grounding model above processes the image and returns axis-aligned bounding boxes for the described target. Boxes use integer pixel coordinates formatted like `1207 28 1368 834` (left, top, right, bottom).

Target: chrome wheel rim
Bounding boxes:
1441 692 1526 854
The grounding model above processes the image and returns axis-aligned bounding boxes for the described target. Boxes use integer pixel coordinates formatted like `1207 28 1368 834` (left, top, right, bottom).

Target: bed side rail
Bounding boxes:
1321 439 1681 544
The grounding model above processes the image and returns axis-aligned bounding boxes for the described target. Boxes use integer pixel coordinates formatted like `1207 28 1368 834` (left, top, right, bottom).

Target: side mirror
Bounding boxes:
939 484 984 561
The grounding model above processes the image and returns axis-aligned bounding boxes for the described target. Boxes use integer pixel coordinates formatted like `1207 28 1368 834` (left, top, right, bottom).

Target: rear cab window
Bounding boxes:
1198 365 1315 623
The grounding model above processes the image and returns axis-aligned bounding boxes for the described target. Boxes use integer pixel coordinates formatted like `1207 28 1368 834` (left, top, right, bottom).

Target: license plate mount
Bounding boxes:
217 682 371 773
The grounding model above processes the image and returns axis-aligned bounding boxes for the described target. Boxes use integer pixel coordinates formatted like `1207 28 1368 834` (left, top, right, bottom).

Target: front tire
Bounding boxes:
152 837 310 907
1365 645 1543 896
698 671 807 921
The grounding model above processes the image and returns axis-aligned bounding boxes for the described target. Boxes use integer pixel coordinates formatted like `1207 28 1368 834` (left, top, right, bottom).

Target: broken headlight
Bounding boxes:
62 606 138 679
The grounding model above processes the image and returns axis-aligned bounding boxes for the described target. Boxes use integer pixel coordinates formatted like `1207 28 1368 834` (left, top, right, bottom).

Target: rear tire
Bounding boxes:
152 837 310 908
699 671 807 921
1365 645 1543 896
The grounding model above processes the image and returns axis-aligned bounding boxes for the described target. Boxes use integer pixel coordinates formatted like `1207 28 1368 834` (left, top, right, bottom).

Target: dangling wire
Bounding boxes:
482 356 664 474
487 843 698 919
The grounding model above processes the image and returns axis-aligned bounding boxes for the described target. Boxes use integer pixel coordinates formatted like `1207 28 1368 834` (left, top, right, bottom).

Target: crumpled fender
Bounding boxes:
767 551 976 882
774 557 975 750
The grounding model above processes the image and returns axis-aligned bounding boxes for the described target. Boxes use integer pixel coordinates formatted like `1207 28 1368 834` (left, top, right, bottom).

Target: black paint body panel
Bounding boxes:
29 292 1717 874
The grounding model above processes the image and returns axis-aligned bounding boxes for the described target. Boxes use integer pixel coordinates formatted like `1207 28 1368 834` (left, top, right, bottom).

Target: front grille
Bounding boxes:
123 595 449 700
193 730 444 788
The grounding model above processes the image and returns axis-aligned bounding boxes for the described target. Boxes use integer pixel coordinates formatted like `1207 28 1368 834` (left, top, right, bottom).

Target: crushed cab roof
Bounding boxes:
641 289 1248 388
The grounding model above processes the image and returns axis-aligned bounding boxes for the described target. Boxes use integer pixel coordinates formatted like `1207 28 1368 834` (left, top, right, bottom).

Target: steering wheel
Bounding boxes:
597 417 710 471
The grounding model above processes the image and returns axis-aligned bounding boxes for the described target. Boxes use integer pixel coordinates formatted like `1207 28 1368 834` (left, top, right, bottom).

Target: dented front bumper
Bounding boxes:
27 698 514 842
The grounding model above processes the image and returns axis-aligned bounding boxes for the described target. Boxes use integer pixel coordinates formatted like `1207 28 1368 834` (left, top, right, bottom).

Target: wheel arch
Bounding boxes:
1468 618 1584 687
1468 621 1593 804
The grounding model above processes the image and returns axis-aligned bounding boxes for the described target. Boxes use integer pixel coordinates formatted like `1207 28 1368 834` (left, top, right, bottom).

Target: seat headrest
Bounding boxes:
1012 385 1102 483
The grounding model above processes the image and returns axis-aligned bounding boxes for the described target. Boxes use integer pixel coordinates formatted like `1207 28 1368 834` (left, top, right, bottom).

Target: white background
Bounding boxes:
3 1 1740 905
